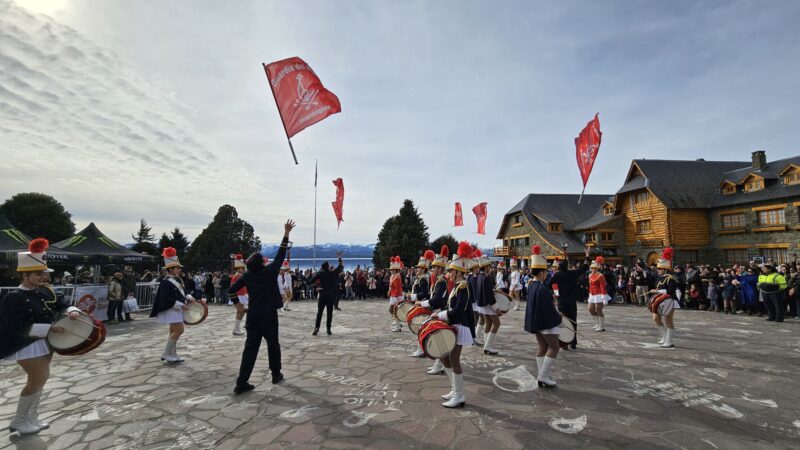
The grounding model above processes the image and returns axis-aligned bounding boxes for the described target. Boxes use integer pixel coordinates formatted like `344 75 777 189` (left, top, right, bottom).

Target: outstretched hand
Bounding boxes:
336 250 344 259
284 219 296 235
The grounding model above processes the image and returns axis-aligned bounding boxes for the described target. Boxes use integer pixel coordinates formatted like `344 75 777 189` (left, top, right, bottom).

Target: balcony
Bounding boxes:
494 246 510 257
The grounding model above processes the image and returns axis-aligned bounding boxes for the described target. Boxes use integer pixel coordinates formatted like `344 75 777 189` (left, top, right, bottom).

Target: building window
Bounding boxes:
603 205 614 216
636 220 652 234
548 223 562 233
760 248 789 264
757 209 785 226
678 250 699 263
744 179 764 192
601 232 614 242
725 249 748 263
634 192 649 204
722 184 736 195
514 215 522 224
721 213 745 229
785 172 800 185
524 237 530 247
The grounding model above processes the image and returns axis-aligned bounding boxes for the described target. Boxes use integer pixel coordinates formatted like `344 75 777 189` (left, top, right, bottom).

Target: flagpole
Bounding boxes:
578 186 585 204
313 159 318 270
262 63 299 165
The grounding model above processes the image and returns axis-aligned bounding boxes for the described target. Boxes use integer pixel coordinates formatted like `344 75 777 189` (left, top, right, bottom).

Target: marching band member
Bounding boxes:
495 261 508 293
468 249 484 346
549 246 591 349
279 261 293 311
1 239 80 434
437 242 476 408
509 258 522 311
388 256 404 332
409 250 435 357
229 254 249 335
523 245 561 388
652 248 680 348
417 245 450 375
150 247 203 363
587 257 610 332
475 251 500 355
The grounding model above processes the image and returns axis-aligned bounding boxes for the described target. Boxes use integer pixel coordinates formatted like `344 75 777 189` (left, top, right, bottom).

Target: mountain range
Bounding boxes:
260 243 376 259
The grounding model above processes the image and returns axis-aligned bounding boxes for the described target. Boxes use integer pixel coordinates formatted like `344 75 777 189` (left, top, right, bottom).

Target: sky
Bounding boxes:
2 0 800 247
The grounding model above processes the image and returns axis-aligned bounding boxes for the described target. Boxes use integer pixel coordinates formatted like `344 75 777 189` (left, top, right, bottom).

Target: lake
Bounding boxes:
283 258 374 271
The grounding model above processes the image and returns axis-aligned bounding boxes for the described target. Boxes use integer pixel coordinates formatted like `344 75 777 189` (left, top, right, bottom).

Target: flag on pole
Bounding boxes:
314 160 318 187
575 113 602 203
454 202 463 227
331 178 344 229
472 202 488 235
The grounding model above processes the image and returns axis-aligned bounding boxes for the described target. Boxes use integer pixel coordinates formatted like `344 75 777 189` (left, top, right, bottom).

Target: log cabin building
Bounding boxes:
496 151 800 267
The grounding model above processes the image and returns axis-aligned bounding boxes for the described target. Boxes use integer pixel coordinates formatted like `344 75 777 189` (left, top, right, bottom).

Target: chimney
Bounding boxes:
752 150 766 170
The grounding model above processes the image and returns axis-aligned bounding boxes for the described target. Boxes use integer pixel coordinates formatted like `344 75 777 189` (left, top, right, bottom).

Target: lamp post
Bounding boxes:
560 241 569 264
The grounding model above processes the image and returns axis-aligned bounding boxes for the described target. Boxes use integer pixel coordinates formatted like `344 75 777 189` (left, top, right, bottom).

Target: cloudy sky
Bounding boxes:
2 0 799 247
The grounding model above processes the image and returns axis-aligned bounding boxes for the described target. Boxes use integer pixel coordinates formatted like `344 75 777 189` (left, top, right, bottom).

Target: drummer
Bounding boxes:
523 245 562 388
150 247 203 363
468 249 484 346
409 250 434 357
230 254 248 335
653 248 680 348
416 245 450 375
435 242 475 408
475 251 500 355
388 256 404 332
0 239 81 435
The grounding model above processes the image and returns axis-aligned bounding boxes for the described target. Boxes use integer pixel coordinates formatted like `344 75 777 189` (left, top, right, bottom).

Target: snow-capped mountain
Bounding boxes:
261 243 376 259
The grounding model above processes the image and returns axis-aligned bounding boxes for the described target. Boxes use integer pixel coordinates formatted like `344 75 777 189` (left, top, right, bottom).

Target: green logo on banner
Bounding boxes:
98 236 117 248
2 228 28 245
61 235 86 248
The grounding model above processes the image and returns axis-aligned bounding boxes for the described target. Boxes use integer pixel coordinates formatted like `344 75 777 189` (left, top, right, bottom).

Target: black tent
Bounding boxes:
53 223 156 264
0 214 89 268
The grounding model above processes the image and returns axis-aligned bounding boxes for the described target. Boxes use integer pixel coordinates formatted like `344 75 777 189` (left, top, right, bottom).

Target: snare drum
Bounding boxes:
406 306 432 335
183 302 208 325
558 317 575 348
493 291 513 313
47 313 106 356
393 300 415 322
418 319 456 359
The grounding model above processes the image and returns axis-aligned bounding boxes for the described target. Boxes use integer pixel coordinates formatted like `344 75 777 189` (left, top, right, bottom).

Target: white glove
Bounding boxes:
174 301 186 310
29 323 51 338
421 300 430 308
658 289 667 294
437 311 448 321
185 294 196 302
66 306 81 315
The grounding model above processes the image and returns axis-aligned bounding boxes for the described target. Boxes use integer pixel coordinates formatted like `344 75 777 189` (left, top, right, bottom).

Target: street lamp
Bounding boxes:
560 241 569 263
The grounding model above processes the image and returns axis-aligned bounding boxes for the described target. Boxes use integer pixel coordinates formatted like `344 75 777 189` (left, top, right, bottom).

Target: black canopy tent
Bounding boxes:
0 214 89 269
54 223 156 265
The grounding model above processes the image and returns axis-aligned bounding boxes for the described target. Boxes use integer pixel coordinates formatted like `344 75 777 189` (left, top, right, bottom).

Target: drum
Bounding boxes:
418 319 456 359
493 291 513 313
558 317 575 347
648 292 669 314
393 300 415 322
183 302 208 325
47 313 106 356
406 306 432 335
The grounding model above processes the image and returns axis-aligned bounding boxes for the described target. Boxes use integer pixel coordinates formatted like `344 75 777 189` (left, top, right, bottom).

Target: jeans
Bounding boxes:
237 311 281 385
107 301 124 321
345 286 354 299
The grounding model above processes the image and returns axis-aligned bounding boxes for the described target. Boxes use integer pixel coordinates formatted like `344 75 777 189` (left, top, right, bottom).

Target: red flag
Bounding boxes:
263 57 341 139
575 113 602 188
454 202 463 227
472 202 488 235
331 178 344 229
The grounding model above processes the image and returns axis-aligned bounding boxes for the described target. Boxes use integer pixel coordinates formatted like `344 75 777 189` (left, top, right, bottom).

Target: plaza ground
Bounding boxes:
2 299 799 449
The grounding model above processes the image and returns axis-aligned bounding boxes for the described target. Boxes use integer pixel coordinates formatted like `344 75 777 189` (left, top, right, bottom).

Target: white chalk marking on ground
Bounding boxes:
638 342 665 349
492 365 538 393
280 405 318 419
707 403 744 419
182 394 229 407
742 394 777 408
793 420 800 429
549 415 587 434
715 328 763 335
701 438 719 448
343 410 378 428
702 368 728 378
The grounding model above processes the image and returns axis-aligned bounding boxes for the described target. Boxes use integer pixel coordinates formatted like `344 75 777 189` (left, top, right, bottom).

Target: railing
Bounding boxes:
0 282 158 311
494 246 510 257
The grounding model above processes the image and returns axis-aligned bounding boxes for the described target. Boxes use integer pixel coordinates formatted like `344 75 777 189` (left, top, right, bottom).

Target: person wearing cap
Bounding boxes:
495 261 508 293
437 242 476 408
279 261 293 311
308 254 344 336
509 257 522 311
150 247 204 363
652 248 680 348
416 245 450 375
387 256 405 332
408 250 434 357
228 254 249 335
1 239 81 435
758 262 787 322
474 250 501 355
588 257 610 332
524 245 562 388
549 246 591 350
468 249 484 346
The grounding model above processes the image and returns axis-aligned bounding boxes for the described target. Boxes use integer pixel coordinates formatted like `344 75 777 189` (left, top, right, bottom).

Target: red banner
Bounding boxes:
575 113 602 187
263 57 341 138
332 178 344 229
472 202 488 235
454 202 463 227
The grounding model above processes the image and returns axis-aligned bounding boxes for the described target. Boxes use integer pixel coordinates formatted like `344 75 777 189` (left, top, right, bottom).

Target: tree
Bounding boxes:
372 199 429 269
158 232 171 252
131 219 158 255
184 205 262 270
0 192 75 242
170 227 190 257
429 234 458 258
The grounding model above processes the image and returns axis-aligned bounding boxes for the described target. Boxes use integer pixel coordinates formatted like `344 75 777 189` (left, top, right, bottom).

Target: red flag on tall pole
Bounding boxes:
472 202 488 235
454 202 464 227
263 57 342 164
331 178 344 229
575 113 602 204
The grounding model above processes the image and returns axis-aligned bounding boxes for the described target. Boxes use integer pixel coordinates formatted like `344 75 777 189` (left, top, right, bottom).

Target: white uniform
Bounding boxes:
279 272 293 298
509 270 521 291
495 272 506 290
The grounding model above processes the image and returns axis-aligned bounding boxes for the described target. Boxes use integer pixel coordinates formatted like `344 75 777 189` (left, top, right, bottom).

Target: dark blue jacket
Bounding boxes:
524 280 562 333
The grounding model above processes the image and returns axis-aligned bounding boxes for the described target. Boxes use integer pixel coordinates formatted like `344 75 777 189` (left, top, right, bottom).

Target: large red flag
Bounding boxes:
575 114 602 202
332 178 344 229
263 57 341 153
472 202 488 235
454 202 463 226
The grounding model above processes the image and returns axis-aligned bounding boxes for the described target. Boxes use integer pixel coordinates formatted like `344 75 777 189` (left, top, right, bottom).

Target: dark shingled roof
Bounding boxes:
633 159 748 208
710 155 800 208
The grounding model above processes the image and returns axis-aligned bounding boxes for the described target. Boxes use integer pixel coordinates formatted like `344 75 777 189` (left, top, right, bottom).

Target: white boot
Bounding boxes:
536 356 544 378
410 344 425 357
656 326 667 344
9 394 41 434
27 391 48 430
171 339 185 362
427 359 445 375
233 320 244 335
513 300 520 311
537 356 557 388
483 332 498 355
597 316 605 332
443 373 465 408
391 319 400 332
591 316 599 331
474 328 484 346
161 340 177 363
441 368 455 400
660 328 674 348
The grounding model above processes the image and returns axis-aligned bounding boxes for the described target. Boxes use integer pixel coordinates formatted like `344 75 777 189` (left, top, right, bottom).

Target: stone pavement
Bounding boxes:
2 299 799 449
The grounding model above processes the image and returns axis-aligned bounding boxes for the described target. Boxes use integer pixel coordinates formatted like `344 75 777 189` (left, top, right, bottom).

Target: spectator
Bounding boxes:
107 272 124 324
121 266 137 321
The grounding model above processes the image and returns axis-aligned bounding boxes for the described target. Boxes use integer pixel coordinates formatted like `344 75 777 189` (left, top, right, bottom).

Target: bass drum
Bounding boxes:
493 291 513 313
418 319 456 359
183 302 208 325
406 306 432 335
47 313 106 356
393 300 415 323
558 317 575 348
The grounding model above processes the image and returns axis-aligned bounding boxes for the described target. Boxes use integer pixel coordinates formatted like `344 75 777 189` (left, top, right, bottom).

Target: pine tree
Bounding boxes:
158 232 172 252
373 200 429 269
170 227 190 257
131 219 158 255
184 205 262 270
429 234 458 258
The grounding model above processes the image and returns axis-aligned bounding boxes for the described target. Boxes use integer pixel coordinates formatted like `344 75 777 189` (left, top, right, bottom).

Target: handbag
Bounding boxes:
122 297 140 313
